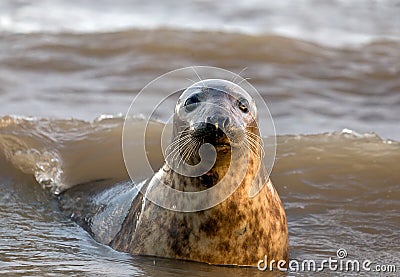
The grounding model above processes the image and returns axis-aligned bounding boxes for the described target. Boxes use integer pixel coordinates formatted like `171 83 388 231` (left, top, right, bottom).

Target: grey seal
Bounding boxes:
59 79 288 266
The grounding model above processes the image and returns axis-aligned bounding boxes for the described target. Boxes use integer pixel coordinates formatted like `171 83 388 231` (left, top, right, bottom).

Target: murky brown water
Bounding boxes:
1 117 399 276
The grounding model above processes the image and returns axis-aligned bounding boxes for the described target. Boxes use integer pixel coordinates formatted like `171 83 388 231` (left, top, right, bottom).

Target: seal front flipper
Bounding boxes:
58 179 145 245
109 182 147 251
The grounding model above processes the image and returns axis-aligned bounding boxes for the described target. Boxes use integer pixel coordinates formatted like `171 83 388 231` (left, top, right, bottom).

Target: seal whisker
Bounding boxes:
190 66 206 88
170 134 199 167
245 124 260 129
244 130 263 142
169 147 184 169
165 137 190 156
166 134 192 151
246 136 261 148
166 136 194 162
178 139 196 166
244 130 265 158
166 130 193 148
182 138 200 165
244 138 258 156
232 67 248 84
185 137 201 159
165 136 195 165
186 78 198 85
245 132 262 150
245 136 263 151
237 77 251 86
189 137 202 160
176 137 202 169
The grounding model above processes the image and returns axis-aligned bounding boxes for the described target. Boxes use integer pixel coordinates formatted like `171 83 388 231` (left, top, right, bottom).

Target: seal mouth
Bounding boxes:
213 143 231 151
198 134 233 151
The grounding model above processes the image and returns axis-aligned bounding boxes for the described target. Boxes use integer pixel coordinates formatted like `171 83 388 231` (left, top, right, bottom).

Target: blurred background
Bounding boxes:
1 0 399 139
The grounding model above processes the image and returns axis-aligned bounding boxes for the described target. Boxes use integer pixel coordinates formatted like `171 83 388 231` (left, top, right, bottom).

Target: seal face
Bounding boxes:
59 79 289 267
173 79 256 149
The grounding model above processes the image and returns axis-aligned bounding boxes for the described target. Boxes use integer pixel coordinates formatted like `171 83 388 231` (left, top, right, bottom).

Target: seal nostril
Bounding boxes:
205 123 216 133
222 117 230 129
195 122 215 134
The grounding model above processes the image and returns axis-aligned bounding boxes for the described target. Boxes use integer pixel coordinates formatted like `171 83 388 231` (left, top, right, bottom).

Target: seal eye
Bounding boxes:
237 98 249 113
184 95 200 112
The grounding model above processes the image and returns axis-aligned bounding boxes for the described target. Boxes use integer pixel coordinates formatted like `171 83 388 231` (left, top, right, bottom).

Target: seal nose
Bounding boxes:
205 115 230 138
206 116 230 131
193 116 231 140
